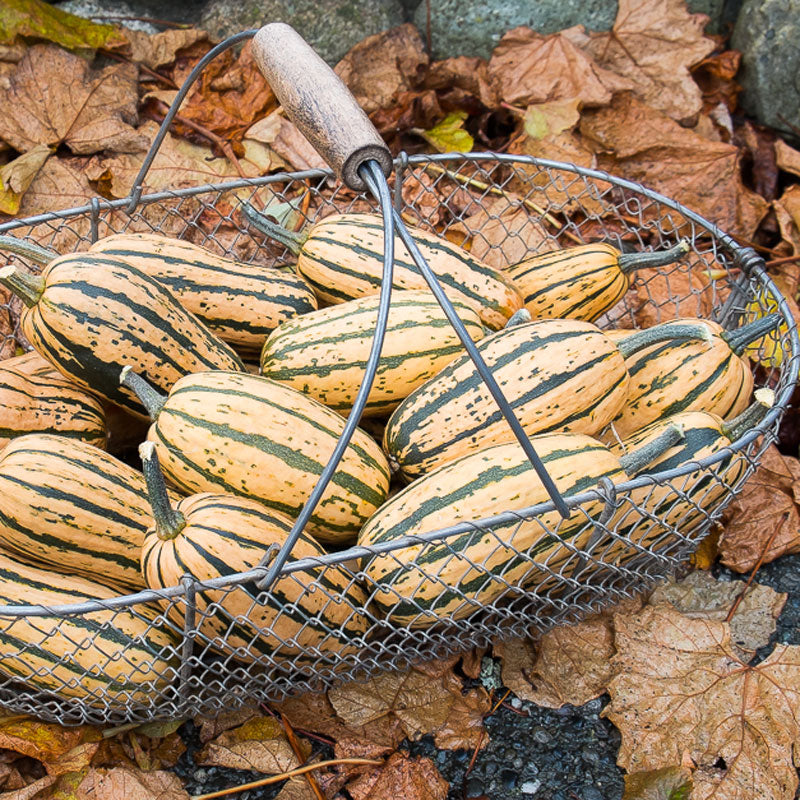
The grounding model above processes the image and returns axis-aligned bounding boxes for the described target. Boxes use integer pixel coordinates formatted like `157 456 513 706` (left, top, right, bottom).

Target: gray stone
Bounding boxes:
61 0 207 30
413 0 732 60
732 0 800 136
521 779 542 795
199 0 405 65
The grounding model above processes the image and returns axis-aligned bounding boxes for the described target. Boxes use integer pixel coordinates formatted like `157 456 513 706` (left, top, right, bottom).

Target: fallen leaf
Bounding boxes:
195 715 304 774
417 111 473 153
433 687 490 751
461 648 486 679
622 765 693 800
0 144 51 215
690 525 720 570
775 139 800 179
424 56 498 109
736 120 778 200
0 719 99 769
523 98 580 139
495 613 615 708
125 28 208 70
564 0 716 124
271 116 329 173
649 571 787 662
719 445 800 573
0 774 55 800
488 27 631 108
605 605 800 800
79 768 189 800
580 93 769 239
0 0 126 51
773 184 800 256
0 44 146 155
334 24 428 114
193 707 260 744
46 743 98 777
633 265 715 329
274 778 318 800
370 89 442 140
346 752 448 800
400 170 445 228
691 50 742 114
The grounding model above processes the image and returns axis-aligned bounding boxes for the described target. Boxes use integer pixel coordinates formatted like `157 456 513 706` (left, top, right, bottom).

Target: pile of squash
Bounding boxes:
0 209 780 703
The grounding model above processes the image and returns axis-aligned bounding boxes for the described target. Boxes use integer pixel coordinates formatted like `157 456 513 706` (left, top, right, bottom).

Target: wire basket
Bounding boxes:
0 30 797 727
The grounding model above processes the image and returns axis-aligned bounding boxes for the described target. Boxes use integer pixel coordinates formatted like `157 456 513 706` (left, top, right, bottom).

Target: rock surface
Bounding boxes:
731 0 800 137
199 0 405 64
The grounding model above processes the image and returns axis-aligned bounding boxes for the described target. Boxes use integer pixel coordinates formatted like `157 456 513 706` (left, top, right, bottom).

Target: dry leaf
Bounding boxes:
773 184 800 256
580 93 768 239
719 445 800 573
622 765 693 800
691 50 742 115
271 117 329 173
606 605 800 800
79 768 189 800
274 778 318 800
495 614 615 708
0 144 50 215
565 0 715 124
195 716 304 774
649 571 787 661
346 752 448 800
736 120 778 200
461 648 486 679
0 45 146 155
523 98 580 139
488 27 631 108
0 774 55 800
432 687 490 751
125 28 209 70
633 266 714 329
775 139 800 179
424 56 497 109
0 719 99 769
0 0 127 51
334 24 428 115
193 707 260 744
418 111 473 154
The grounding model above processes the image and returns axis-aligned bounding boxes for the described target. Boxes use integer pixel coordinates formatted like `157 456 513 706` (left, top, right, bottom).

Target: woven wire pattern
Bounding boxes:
0 154 796 725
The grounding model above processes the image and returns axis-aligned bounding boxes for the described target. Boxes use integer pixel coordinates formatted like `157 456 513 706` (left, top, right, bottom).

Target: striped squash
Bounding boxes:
244 207 523 330
139 443 367 662
609 314 779 439
0 551 178 703
507 240 689 322
359 429 680 627
0 433 180 592
384 318 705 481
0 366 107 449
260 291 485 416
0 255 245 418
88 233 318 356
1 350 57 377
124 369 391 545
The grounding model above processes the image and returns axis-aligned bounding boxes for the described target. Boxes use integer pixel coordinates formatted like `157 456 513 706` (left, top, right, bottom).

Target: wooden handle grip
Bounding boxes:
252 23 393 191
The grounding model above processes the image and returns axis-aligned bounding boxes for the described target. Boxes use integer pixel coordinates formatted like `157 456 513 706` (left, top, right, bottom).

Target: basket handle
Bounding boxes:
251 23 393 191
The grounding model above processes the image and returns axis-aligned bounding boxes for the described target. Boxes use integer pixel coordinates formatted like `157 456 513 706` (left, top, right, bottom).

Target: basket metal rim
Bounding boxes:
0 152 796 617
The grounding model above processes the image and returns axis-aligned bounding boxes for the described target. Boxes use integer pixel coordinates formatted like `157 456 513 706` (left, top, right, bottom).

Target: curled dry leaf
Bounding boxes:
488 27 631 108
719 445 800 573
0 773 56 800
606 605 800 800
775 139 800 180
0 718 99 769
346 752 448 800
564 0 715 124
649 571 787 662
736 120 778 201
271 117 329 173
424 56 498 109
580 93 768 240
691 50 742 115
78 767 189 800
193 706 260 744
334 24 428 115
0 144 50 216
195 715 305 775
773 184 800 256
125 28 209 70
0 44 146 156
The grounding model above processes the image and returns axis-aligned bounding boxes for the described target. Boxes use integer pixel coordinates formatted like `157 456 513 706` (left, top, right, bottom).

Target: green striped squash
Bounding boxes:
1 350 57 377
0 366 107 449
0 433 180 592
129 370 391 545
384 319 632 481
0 255 245 418
506 240 689 322
359 432 651 627
260 291 485 417
274 212 523 330
609 316 777 439
0 551 178 703
88 233 318 356
140 444 367 662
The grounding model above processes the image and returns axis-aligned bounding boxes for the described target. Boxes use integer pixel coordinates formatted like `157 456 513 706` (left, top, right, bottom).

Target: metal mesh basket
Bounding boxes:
0 30 797 726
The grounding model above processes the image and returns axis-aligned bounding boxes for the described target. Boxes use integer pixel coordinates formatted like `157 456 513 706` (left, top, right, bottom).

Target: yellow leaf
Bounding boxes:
419 112 473 154
523 98 581 140
0 144 51 216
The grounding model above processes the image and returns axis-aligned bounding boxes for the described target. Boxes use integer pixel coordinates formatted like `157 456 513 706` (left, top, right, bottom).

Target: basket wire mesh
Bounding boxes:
0 33 795 726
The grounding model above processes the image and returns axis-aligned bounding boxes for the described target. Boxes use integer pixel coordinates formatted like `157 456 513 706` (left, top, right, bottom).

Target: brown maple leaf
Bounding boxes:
78 767 189 800
0 44 146 155
346 752 448 800
776 139 800 180
125 28 209 70
564 0 716 124
606 604 800 800
424 56 498 109
580 93 768 239
488 27 631 108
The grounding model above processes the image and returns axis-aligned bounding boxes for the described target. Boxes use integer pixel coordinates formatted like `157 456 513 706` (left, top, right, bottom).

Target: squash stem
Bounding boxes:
619 422 684 475
139 442 186 541
241 201 307 256
617 239 690 274
119 366 166 419
720 387 775 441
0 266 44 308
504 308 532 328
0 236 57 266
720 313 783 356
616 322 712 359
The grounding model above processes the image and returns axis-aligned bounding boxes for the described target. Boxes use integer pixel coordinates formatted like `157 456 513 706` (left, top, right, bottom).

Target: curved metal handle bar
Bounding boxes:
255 158 396 591
390 210 571 520
125 29 258 214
